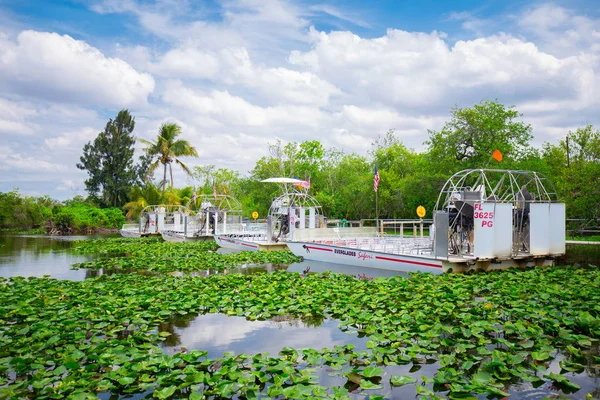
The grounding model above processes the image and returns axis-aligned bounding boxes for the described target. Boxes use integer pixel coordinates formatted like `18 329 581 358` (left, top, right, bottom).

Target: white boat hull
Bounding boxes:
286 242 444 275
161 230 186 243
215 235 260 251
119 229 141 238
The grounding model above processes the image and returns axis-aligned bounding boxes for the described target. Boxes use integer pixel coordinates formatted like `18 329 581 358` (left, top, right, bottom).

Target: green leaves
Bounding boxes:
362 366 383 378
531 351 551 361
1 248 598 400
72 237 300 273
390 375 416 386
117 377 136 386
543 372 581 390
154 385 177 399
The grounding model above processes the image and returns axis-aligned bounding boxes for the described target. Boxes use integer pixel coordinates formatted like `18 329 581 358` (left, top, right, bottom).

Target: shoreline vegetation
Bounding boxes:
2 101 599 235
0 190 124 235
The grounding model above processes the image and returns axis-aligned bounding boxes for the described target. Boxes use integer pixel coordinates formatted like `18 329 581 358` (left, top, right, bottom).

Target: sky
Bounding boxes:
0 0 599 199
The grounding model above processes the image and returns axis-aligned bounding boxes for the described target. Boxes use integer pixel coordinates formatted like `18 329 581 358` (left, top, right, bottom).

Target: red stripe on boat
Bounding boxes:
306 246 333 252
375 256 442 268
242 243 258 248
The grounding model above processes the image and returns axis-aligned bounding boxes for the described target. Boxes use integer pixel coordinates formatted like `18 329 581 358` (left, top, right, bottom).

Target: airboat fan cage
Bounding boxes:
434 169 560 212
430 169 565 260
264 187 326 242
267 192 323 218
186 194 243 215
140 204 190 215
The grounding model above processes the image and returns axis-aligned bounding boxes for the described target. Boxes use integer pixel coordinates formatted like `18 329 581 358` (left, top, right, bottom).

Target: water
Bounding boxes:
159 313 367 358
559 243 600 266
1 234 598 398
158 313 599 399
2 234 597 281
0 234 110 280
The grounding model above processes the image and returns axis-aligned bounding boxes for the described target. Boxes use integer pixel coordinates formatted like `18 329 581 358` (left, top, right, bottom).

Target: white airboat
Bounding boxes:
119 205 189 238
215 178 328 251
286 169 566 274
161 195 247 243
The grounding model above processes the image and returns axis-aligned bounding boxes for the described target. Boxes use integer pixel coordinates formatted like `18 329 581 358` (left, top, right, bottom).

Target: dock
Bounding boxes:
566 240 600 245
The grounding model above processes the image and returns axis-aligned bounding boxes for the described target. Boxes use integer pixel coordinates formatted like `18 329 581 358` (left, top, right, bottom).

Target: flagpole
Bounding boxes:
376 190 379 230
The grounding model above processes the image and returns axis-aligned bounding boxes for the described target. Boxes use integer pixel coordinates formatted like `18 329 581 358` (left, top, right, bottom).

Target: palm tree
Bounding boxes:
123 183 162 219
141 123 198 190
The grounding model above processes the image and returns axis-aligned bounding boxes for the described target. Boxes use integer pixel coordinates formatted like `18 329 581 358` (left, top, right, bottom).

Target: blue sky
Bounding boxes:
0 0 599 199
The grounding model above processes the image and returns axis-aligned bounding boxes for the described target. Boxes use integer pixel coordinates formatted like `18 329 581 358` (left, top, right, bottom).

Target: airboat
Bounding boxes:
287 169 566 274
119 205 189 238
215 178 327 251
161 195 246 243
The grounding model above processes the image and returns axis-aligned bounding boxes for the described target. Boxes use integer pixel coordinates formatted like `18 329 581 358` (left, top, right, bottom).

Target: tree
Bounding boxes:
77 109 140 207
142 123 198 190
122 184 162 219
426 100 533 171
543 125 600 219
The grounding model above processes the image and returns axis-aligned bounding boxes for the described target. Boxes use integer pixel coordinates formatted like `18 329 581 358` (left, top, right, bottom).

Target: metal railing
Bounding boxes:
566 218 600 236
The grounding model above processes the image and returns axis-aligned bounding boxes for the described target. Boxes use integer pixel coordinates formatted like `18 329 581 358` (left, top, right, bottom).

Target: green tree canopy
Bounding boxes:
76 109 142 207
543 125 600 219
426 100 533 171
142 123 199 190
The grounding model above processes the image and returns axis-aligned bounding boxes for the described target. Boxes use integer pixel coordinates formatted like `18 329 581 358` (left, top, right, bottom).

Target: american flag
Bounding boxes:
374 167 380 192
213 185 217 199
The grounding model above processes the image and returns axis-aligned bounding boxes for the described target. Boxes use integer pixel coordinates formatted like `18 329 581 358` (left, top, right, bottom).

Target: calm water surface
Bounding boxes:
157 313 599 399
0 234 115 280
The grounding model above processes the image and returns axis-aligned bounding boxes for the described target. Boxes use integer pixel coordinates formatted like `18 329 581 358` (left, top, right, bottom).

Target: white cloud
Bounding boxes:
56 179 77 191
93 0 309 52
161 80 325 129
0 98 39 135
0 30 155 107
3 2 600 200
44 127 98 150
518 4 600 58
218 47 340 106
290 28 596 110
115 44 153 71
308 4 370 28
151 47 221 79
0 152 67 172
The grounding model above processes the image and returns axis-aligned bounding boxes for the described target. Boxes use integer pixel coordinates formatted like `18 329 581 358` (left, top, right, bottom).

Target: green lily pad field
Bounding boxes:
0 237 598 399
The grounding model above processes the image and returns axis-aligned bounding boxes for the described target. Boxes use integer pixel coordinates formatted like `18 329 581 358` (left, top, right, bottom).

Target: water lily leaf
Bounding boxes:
390 375 416 386
118 377 135 386
362 366 383 378
543 372 581 390
346 372 362 385
415 385 435 396
471 371 492 386
559 360 585 373
359 380 382 390
155 385 177 399
531 351 551 361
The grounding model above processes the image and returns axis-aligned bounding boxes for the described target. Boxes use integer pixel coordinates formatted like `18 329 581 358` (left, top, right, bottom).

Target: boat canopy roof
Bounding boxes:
434 169 560 212
140 204 190 214
186 194 242 214
260 177 306 183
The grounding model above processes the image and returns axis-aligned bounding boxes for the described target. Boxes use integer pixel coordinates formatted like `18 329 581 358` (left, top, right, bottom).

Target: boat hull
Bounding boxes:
286 242 444 275
162 230 216 243
215 235 260 252
161 230 186 243
119 229 141 238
